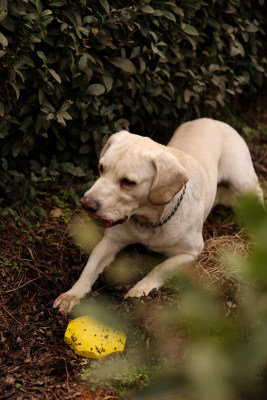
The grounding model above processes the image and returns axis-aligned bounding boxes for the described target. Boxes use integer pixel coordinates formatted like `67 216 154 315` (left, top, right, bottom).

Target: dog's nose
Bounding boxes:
80 196 100 213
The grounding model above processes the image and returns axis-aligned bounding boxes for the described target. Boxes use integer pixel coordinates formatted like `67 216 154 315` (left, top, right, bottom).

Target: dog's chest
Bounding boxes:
130 223 183 254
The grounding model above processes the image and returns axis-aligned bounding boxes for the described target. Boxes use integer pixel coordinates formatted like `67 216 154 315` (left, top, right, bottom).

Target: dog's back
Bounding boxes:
169 118 263 202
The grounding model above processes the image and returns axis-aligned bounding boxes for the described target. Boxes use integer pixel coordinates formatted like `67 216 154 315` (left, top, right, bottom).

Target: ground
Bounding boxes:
1 94 267 400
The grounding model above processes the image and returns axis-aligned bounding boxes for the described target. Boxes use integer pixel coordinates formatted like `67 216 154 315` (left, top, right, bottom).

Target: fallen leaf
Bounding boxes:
49 208 63 218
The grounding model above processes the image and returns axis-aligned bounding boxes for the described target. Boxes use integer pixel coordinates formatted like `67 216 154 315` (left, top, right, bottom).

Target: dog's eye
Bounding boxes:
98 163 104 174
121 178 136 187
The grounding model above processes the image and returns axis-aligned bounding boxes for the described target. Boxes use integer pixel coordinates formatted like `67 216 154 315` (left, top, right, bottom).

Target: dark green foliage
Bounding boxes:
0 0 266 204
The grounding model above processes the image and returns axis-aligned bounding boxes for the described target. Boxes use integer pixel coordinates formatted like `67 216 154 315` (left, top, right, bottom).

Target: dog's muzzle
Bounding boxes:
80 196 128 228
80 196 100 213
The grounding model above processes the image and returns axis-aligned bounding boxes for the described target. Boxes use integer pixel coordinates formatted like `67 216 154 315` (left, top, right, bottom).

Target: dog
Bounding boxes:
54 118 263 314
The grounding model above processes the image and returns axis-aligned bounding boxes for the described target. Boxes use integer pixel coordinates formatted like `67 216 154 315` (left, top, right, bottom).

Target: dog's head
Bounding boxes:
80 131 189 228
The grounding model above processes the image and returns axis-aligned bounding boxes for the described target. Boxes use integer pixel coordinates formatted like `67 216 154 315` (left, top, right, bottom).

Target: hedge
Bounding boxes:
0 0 266 205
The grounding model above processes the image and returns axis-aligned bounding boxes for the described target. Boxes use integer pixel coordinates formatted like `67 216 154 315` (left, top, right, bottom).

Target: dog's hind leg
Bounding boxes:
226 172 263 205
218 131 264 205
213 184 238 208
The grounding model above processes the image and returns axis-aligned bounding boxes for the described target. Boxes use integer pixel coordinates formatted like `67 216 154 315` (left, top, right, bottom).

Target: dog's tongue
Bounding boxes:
90 215 128 228
92 215 113 228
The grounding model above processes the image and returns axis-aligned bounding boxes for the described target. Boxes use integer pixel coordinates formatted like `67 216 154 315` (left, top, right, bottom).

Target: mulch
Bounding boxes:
1 95 267 400
0 210 126 399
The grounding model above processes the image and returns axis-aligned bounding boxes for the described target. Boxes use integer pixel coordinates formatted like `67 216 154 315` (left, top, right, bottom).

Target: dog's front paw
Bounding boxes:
53 292 81 314
124 278 159 299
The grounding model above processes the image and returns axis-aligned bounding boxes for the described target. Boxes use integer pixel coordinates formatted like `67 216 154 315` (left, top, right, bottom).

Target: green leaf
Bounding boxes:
56 115 66 126
24 12 36 20
79 54 88 70
163 10 176 22
47 113 54 120
83 15 98 23
172 6 184 16
41 9 53 17
245 23 258 33
0 32 8 47
79 144 90 154
209 64 220 73
181 23 199 36
35 0 43 14
230 46 241 57
41 15 53 27
15 69 25 83
48 68 61 83
59 111 72 120
37 51 46 63
79 26 90 37
110 57 136 74
103 71 113 93
1 157 8 171
139 57 146 74
152 10 163 17
235 41 245 57
0 130 9 139
87 84 105 96
184 89 194 103
80 131 89 143
61 162 85 177
10 83 20 100
140 5 154 13
99 0 109 13
0 7 8 22
75 26 82 39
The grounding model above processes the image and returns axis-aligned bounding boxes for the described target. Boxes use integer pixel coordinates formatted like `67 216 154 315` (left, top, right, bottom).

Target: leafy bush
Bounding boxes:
0 0 266 204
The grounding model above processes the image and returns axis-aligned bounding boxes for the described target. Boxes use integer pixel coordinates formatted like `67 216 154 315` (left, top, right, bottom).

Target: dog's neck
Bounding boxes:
132 185 186 229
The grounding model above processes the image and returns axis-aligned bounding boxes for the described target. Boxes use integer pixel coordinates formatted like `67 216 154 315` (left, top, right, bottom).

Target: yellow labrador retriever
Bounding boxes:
54 118 263 313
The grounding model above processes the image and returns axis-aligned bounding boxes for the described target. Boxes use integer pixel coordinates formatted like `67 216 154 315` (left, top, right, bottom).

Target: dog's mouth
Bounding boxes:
87 214 128 228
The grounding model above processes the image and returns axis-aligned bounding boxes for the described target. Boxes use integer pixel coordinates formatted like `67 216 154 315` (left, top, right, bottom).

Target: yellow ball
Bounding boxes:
64 316 126 359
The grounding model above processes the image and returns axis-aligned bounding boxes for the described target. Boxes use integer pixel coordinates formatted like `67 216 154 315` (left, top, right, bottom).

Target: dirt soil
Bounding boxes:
1 95 267 400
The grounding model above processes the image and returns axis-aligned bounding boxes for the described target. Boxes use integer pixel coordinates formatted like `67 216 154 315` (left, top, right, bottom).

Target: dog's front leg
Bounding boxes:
125 253 196 298
54 236 124 314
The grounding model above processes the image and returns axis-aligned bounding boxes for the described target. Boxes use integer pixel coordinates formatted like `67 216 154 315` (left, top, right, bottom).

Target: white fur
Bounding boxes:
54 118 263 313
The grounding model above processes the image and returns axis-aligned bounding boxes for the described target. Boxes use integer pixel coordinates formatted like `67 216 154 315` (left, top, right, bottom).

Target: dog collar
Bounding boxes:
132 184 186 229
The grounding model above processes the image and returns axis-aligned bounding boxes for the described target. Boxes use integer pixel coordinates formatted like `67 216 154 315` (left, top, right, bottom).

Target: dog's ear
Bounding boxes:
100 137 112 158
148 152 189 205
